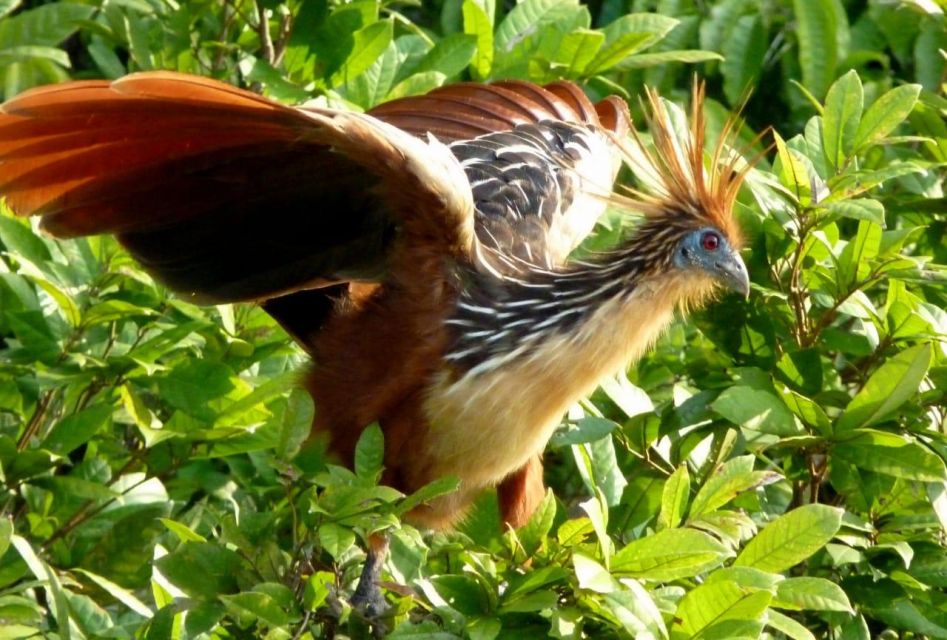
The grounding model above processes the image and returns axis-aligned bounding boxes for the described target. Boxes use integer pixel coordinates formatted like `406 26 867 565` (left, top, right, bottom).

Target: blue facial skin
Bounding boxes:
674 227 751 297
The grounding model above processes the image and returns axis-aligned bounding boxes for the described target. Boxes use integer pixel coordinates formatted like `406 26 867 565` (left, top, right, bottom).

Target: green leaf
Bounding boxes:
277 389 314 461
773 577 854 612
615 49 722 69
431 574 489 616
837 219 882 288
386 70 447 100
721 14 766 105
603 578 668 638
734 504 842 573
0 3 94 48
712 386 801 436
495 0 574 51
0 516 11 559
517 489 556 554
611 528 732 581
854 84 922 151
573 553 614 593
0 45 68 66
766 609 817 640
822 70 863 170
600 374 653 419
573 433 627 506
42 404 113 456
398 476 460 515
155 543 242 599
354 423 385 482
658 464 690 529
779 388 831 433
773 131 812 204
550 416 617 447
332 19 393 87
415 33 477 78
690 455 781 517
159 518 206 543
220 591 293 627
826 199 885 225
0 216 51 266
75 568 154 618
12 535 71 640
672 580 771 638
317 523 355 561
462 0 493 79
836 343 933 431
832 428 947 481
555 29 604 75
587 13 677 74
793 0 838 99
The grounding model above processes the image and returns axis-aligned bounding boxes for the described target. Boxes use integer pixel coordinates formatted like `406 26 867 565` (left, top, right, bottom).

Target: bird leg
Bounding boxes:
351 532 390 619
497 456 546 529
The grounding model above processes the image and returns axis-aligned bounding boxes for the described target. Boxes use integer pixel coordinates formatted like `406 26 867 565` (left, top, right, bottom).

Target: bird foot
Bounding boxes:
350 533 390 634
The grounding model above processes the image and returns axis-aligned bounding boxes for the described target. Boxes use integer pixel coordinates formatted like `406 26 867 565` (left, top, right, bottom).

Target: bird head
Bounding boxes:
611 82 756 301
672 225 749 298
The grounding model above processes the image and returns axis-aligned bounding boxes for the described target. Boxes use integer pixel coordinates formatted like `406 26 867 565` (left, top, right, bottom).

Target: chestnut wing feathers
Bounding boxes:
0 73 629 307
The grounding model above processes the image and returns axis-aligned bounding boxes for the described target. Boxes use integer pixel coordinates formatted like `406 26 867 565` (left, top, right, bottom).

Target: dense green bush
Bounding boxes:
0 0 944 638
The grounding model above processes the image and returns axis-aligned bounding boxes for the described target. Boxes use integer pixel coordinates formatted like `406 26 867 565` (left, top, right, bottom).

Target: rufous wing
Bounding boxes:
0 72 472 303
0 73 630 307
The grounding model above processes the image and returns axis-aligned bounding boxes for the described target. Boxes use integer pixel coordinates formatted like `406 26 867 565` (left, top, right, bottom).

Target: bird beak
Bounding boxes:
713 250 750 298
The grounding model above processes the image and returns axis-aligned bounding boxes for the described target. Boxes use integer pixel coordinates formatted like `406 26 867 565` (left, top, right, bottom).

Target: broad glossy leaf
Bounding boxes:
836 343 933 431
672 580 771 639
12 535 71 640
690 455 781 517
42 404 112 456
854 84 922 151
332 20 393 87
463 0 493 79
774 576 854 612
220 591 295 627
602 579 668 638
822 70 863 170
767 609 817 640
414 33 477 78
550 416 617 447
793 0 838 99
611 528 732 581
721 14 765 105
712 386 801 436
826 199 885 225
495 0 577 51
734 504 842 572
832 428 947 481
658 464 690 529
354 423 384 482
154 542 243 599
556 29 604 75
615 49 721 69
573 553 614 593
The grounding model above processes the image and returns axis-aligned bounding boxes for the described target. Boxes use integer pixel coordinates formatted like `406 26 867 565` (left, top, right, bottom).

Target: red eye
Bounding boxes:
701 232 720 251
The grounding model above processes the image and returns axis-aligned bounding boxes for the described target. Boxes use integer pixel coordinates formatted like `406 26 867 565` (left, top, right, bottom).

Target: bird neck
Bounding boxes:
445 225 695 378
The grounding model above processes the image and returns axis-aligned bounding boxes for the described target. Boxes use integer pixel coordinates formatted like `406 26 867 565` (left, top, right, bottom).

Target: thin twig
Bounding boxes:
256 0 275 64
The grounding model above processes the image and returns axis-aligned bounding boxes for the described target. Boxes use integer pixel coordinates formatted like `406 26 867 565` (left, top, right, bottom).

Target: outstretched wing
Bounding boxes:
0 72 472 303
0 73 630 310
373 81 630 267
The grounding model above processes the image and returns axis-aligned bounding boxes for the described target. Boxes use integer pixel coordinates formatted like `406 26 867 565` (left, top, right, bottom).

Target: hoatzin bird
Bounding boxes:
0 73 750 596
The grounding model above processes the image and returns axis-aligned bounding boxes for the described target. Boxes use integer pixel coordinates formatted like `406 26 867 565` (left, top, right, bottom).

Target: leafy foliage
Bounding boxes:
0 0 945 638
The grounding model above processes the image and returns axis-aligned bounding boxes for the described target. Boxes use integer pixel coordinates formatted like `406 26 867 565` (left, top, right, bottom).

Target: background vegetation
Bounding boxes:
0 0 945 637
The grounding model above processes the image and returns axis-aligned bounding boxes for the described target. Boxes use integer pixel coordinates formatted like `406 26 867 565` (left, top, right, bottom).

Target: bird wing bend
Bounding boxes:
0 73 629 304
373 81 630 268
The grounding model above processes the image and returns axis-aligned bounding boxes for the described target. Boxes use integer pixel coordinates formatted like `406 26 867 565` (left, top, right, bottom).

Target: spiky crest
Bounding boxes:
610 82 759 249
